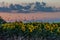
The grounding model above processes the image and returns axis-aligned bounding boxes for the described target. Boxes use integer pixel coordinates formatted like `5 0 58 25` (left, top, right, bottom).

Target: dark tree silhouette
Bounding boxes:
0 16 6 24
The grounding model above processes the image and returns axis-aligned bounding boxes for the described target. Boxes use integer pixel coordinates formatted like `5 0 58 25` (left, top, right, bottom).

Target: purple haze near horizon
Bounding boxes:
0 12 60 23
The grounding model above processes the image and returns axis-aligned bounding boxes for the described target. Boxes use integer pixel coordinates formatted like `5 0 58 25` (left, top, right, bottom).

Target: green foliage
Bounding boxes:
0 19 60 40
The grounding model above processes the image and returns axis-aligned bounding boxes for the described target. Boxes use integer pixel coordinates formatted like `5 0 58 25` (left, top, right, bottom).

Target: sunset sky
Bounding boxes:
0 0 60 7
0 0 60 3
0 0 60 22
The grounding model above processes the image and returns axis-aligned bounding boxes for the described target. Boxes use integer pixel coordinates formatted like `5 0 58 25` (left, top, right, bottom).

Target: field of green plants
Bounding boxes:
0 17 60 40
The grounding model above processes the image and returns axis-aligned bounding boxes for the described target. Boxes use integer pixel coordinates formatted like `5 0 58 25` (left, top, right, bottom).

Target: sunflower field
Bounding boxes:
0 21 60 40
0 17 60 40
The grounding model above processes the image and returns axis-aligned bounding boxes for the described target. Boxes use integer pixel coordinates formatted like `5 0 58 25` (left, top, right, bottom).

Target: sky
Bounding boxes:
0 0 60 4
0 0 60 22
0 0 60 7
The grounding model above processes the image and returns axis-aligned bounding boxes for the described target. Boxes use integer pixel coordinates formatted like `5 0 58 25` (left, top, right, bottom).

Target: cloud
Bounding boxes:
0 2 60 13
